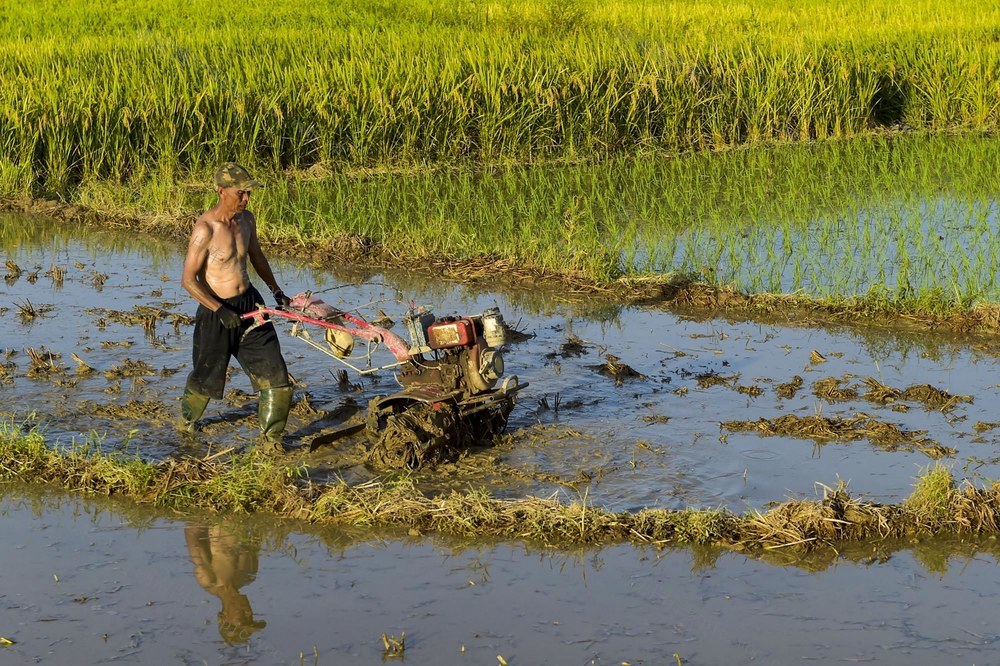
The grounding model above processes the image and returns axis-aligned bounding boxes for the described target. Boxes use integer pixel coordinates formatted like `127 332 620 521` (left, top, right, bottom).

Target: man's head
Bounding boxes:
214 163 263 212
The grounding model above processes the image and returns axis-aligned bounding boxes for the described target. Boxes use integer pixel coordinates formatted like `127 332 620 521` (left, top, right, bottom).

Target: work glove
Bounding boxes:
217 306 242 329
274 290 291 309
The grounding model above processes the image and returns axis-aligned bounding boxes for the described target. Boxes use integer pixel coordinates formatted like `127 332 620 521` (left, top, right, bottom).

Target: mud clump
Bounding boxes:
291 392 324 418
721 413 956 459
224 389 255 407
547 334 589 359
899 384 973 411
103 359 158 380
812 377 859 402
25 347 65 378
776 375 804 399
695 372 739 389
591 354 645 385
86 399 174 423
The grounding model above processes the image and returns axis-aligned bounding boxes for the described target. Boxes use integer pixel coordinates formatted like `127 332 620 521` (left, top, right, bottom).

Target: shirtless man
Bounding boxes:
178 162 293 450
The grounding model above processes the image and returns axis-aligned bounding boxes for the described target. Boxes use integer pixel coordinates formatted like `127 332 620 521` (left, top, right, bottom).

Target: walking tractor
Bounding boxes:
244 294 527 468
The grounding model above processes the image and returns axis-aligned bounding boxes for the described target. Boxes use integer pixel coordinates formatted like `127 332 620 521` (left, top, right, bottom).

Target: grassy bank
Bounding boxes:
2 0 1000 196
2 420 999 553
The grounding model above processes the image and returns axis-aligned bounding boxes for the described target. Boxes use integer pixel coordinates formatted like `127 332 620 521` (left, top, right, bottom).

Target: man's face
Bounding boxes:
220 186 251 212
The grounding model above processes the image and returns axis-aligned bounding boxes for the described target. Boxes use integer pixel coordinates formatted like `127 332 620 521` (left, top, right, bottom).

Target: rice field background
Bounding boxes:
2 0 1000 313
2 0 1000 195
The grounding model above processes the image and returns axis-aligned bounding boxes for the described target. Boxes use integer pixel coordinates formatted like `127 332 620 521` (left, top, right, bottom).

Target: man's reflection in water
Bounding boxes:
184 523 267 644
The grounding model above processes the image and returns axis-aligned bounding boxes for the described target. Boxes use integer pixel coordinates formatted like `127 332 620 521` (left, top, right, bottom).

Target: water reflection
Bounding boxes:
184 523 267 644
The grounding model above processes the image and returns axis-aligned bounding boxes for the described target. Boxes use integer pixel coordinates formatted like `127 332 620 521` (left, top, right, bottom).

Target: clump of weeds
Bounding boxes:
721 413 955 459
504 319 535 343
863 377 972 411
899 384 973 411
812 376 858 402
696 371 738 389
737 384 763 397
4 259 22 283
25 347 65 377
16 300 54 323
592 354 645 384
46 263 65 287
103 359 157 380
544 334 589 359
71 353 96 375
776 375 803 399
87 271 109 289
381 632 405 659
905 465 956 528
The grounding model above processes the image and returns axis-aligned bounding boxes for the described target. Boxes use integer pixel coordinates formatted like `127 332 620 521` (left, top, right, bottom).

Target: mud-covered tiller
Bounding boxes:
244 294 526 468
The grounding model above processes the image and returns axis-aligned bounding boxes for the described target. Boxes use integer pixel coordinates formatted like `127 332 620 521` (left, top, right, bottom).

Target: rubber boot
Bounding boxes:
178 388 210 433
258 386 293 452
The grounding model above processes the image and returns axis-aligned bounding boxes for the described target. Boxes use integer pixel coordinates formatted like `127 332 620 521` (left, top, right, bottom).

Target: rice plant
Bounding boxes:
1 0 1000 197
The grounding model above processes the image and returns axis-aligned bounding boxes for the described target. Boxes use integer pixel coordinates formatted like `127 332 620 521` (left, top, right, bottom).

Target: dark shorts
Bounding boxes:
184 285 289 399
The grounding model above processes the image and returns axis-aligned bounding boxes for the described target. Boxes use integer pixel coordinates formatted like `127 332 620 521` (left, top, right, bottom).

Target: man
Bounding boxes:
178 162 293 450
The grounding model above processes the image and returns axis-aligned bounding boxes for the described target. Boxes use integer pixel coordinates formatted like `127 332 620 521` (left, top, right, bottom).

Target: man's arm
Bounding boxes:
245 214 287 304
181 221 224 311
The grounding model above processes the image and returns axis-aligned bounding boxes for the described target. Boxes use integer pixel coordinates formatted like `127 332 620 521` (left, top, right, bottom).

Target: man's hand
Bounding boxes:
217 307 242 329
274 290 291 309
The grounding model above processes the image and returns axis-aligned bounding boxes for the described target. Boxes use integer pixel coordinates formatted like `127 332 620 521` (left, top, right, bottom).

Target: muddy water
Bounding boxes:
3 213 1000 513
6 214 1000 664
5 485 1000 665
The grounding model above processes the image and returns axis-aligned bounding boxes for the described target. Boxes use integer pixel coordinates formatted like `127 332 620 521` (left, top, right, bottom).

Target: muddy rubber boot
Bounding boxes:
178 388 210 433
258 386 293 453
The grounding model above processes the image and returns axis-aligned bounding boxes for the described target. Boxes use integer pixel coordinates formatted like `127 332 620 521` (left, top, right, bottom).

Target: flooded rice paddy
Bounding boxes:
4 212 1000 662
3 214 1000 510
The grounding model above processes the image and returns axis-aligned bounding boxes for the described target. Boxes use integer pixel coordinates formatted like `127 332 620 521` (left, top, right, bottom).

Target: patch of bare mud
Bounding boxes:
721 413 956 459
810 375 973 412
84 399 175 423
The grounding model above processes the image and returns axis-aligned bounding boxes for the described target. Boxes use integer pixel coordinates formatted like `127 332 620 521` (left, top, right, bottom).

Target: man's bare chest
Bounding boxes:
207 225 249 265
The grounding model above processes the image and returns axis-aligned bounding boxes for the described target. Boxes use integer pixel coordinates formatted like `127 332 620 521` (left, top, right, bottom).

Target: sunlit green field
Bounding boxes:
76 133 1000 311
3 0 1000 312
2 0 1000 194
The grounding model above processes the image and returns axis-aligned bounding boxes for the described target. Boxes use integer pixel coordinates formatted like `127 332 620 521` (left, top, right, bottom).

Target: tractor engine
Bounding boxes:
397 307 507 395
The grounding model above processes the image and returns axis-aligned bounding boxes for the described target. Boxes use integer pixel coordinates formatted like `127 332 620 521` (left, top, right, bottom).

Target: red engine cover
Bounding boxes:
427 319 475 349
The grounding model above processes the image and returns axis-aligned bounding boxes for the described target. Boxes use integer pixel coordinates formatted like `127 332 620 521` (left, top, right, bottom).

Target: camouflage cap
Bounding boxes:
213 162 264 190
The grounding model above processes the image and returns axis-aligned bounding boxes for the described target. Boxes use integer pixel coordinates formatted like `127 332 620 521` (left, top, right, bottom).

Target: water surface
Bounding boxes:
1 214 998 513
3 486 1000 664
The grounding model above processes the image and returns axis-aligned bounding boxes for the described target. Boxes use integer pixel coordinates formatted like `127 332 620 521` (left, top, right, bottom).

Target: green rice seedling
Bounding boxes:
905 464 956 528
